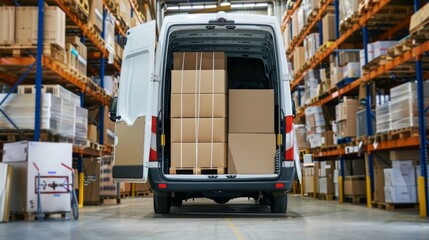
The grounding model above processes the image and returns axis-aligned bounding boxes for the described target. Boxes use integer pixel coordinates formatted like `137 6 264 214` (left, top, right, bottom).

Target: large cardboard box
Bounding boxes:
171 143 226 168
170 118 226 143
228 133 276 174
171 94 226 118
390 150 420 161
293 47 306 72
384 168 416 186
410 3 429 33
304 176 314 193
119 0 132 26
15 7 65 49
336 98 359 122
337 119 356 138
171 70 227 94
229 90 274 133
89 0 103 32
0 7 15 45
173 52 226 70
374 168 386 202
384 185 417 203
322 13 336 44
344 176 366 196
318 177 335 194
83 158 100 203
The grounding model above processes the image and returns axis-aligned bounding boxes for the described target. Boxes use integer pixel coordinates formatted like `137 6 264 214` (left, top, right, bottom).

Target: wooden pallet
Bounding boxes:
389 127 420 140
372 201 419 210
344 195 367 204
340 13 361 31
86 140 103 151
136 191 152 197
170 167 225 175
317 193 335 201
120 192 130 199
0 43 65 63
105 0 119 15
64 0 89 22
10 211 70 221
0 129 66 142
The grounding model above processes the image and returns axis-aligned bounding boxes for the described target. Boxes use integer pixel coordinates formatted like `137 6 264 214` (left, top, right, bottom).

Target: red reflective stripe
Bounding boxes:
149 149 157 161
285 115 293 133
151 116 157 133
285 146 294 161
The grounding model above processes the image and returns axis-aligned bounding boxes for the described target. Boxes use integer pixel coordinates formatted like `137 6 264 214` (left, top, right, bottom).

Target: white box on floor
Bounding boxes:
384 185 417 203
384 168 416 186
3 141 73 213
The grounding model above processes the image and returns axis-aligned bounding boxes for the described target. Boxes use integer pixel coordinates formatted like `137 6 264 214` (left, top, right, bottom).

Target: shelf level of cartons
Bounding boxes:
296 39 429 118
286 0 333 58
0 56 111 106
73 145 113 157
54 0 121 72
128 0 144 24
102 0 127 37
280 0 302 32
289 0 392 90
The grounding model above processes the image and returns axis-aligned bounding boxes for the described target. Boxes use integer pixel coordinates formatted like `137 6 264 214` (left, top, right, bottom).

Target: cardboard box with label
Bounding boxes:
229 90 274 133
344 176 366 196
89 0 103 32
171 143 226 168
0 7 15 45
228 133 275 174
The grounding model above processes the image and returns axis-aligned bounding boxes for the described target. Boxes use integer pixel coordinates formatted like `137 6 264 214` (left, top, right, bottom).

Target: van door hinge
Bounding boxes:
151 74 160 82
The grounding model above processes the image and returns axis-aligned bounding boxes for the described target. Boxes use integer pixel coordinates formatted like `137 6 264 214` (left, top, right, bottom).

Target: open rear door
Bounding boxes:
112 21 156 182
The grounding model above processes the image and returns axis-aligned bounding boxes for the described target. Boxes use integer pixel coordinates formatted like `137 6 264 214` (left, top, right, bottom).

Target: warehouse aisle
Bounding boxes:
0 195 428 240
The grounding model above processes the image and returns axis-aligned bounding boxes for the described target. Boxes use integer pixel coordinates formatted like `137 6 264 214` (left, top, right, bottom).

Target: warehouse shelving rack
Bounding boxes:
0 0 142 207
283 0 429 217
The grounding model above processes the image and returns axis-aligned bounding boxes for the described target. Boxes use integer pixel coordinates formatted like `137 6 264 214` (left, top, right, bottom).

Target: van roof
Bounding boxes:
163 12 280 27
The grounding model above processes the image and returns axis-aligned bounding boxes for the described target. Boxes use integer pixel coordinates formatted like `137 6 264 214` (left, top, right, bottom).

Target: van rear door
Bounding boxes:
112 21 156 182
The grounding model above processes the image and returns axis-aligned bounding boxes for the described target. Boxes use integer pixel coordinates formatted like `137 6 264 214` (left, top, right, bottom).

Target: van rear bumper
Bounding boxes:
149 166 295 192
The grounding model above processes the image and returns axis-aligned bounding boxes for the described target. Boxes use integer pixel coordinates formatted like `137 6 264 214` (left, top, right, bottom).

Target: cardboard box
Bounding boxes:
89 0 103 32
119 0 132 26
339 51 360 66
374 168 386 202
293 47 306 72
88 124 98 142
304 176 314 193
373 41 398 59
318 177 335 194
171 143 226 168
322 13 336 44
229 90 274 133
330 67 344 89
66 43 78 69
83 158 100 203
344 176 366 196
173 52 226 70
228 133 275 174
337 119 356 138
170 118 226 143
384 185 417 203
0 7 15 45
336 98 358 122
170 94 226 118
171 70 227 94
390 150 420 161
384 168 416 186
15 7 65 49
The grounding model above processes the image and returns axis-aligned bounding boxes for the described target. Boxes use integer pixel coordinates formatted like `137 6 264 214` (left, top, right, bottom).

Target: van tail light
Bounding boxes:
284 115 294 161
275 183 285 189
149 116 158 161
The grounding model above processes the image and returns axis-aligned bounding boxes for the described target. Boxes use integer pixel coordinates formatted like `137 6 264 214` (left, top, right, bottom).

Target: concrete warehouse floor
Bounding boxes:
1 195 428 240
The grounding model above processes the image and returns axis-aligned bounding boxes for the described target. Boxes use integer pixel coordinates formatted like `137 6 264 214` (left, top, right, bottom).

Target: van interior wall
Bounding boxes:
163 26 281 174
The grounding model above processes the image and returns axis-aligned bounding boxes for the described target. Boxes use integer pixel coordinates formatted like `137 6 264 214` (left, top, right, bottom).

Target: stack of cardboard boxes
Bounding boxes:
317 161 335 195
0 6 65 49
305 106 334 148
66 36 88 77
335 97 359 140
170 52 227 170
228 90 276 174
383 151 418 204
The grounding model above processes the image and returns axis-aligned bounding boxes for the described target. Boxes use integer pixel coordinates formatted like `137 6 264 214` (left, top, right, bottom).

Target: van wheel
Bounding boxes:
153 192 171 214
270 193 287 213
213 198 230 204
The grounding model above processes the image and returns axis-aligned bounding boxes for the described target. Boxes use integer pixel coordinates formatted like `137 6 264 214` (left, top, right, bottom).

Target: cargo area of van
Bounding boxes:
161 25 284 179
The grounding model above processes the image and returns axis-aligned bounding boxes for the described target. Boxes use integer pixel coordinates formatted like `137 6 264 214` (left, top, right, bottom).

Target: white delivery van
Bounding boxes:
109 12 296 214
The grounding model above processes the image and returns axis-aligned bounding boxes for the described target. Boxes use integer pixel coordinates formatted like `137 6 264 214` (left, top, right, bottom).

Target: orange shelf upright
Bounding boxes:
280 0 302 32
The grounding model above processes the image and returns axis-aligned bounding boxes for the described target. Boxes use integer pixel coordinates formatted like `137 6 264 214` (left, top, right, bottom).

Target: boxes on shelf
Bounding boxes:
297 6 306 35
384 159 417 204
293 47 306 74
374 167 386 202
322 13 336 44
292 9 299 38
375 101 391 133
303 166 315 193
344 176 366 196
410 3 429 33
66 36 87 76
292 88 305 108
104 11 115 54
283 23 291 50
305 106 326 134
103 75 119 97
336 98 358 122
303 70 320 104
339 51 360 67
372 41 398 59
294 124 307 150
344 62 361 79
119 0 132 26
303 33 320 61
389 81 429 131
0 6 15 45
330 67 344 89
15 6 66 49
115 42 124 60
89 0 103 32
339 0 360 23
307 131 333 149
